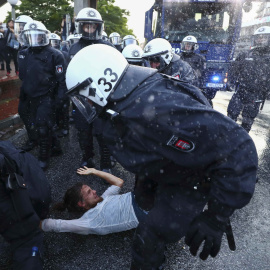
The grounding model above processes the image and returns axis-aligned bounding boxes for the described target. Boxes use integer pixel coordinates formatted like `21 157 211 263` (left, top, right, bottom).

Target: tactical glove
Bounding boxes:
185 210 236 260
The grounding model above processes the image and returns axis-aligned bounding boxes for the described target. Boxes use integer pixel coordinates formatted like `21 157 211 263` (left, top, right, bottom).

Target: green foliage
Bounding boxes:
98 0 135 37
5 0 74 33
4 0 135 38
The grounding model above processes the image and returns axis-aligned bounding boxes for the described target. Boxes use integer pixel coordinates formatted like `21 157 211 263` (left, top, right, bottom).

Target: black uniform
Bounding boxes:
54 49 70 137
87 65 257 269
68 38 115 169
18 45 67 168
227 47 270 132
180 51 206 88
162 53 197 85
0 140 51 270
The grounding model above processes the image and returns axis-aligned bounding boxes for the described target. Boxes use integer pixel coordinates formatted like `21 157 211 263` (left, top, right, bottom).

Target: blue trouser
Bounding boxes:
227 89 261 132
18 95 55 130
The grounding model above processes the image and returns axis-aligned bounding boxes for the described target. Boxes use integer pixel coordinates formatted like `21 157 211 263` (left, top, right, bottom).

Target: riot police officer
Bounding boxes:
122 44 149 66
109 32 122 52
66 44 258 269
68 8 115 172
18 21 66 170
0 140 51 269
142 38 197 85
49 33 69 137
227 26 270 133
180 35 206 88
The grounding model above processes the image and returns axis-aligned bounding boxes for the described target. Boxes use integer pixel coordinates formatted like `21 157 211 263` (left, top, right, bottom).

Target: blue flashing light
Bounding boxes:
212 76 220 82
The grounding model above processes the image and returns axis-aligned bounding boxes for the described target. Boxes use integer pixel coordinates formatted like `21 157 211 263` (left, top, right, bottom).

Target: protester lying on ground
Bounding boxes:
40 167 148 235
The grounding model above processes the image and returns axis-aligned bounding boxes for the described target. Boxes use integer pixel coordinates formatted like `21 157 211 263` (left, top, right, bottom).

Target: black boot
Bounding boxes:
38 127 51 170
22 122 38 151
97 136 112 171
78 130 95 168
21 140 37 152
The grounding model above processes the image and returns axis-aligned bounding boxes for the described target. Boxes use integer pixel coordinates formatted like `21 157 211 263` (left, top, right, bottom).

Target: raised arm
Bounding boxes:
77 167 124 187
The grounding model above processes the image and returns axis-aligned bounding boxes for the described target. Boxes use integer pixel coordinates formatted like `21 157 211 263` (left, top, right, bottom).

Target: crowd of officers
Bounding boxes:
0 5 267 269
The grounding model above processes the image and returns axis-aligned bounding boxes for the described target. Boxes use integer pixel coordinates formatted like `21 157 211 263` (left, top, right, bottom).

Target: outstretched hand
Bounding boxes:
77 166 96 175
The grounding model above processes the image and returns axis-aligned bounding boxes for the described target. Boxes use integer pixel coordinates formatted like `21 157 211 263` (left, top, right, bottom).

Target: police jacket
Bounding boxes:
100 65 258 211
18 45 67 99
180 52 205 77
68 38 115 62
162 53 197 85
228 47 270 97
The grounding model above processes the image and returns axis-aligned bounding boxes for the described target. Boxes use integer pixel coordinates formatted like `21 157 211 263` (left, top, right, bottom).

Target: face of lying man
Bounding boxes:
78 184 103 210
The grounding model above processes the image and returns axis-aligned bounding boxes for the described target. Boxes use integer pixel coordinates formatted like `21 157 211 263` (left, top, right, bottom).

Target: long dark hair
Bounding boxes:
53 182 86 213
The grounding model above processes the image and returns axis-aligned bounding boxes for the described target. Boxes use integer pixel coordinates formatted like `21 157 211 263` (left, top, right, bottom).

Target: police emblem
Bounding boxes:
258 27 265 32
187 37 192 40
87 10 96 17
29 23 37 29
56 65 63 73
132 50 140 57
52 34 56 38
167 135 195 152
144 45 152 53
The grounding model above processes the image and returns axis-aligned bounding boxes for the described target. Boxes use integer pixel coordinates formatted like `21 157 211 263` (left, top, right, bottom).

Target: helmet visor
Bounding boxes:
251 34 270 48
110 36 121 45
14 22 26 36
23 30 50 47
181 41 195 53
70 95 98 124
78 21 103 40
123 38 138 47
143 55 161 63
50 39 60 49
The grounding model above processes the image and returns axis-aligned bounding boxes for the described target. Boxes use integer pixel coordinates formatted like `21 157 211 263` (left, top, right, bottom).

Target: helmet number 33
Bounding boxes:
98 68 118 92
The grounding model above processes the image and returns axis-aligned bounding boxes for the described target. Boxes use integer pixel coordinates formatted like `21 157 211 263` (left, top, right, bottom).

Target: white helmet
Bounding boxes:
21 20 50 47
76 8 103 40
142 38 173 70
49 33 61 49
251 26 270 49
122 35 138 48
122 44 143 65
66 44 128 122
181 35 199 53
109 32 121 45
66 33 81 46
102 31 109 41
15 15 33 37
